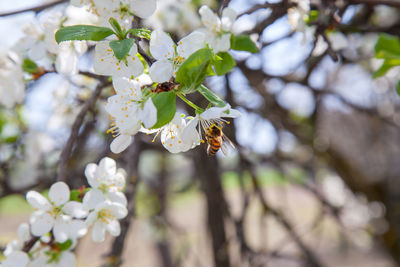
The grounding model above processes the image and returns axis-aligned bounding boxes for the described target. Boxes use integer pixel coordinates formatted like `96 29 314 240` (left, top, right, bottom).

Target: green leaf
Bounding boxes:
176 48 213 93
373 58 400 78
109 39 135 61
127 28 152 40
305 10 319 24
70 190 81 202
151 91 176 129
55 25 114 43
231 34 259 53
198 85 226 107
22 58 38 74
109 18 124 38
57 240 73 251
375 33 400 59
397 81 400 96
211 52 236 75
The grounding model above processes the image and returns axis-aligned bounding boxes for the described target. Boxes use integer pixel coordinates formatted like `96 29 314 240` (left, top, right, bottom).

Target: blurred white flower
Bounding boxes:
83 157 127 210
0 51 24 108
26 182 87 243
149 30 205 82
144 0 200 37
29 250 76 267
71 0 157 27
1 251 30 267
4 223 30 257
198 5 237 53
287 0 310 33
85 201 128 242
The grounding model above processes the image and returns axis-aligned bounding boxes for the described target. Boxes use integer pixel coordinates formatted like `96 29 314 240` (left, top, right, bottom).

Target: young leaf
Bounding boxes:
198 85 226 107
57 240 73 251
375 33 400 59
22 58 38 74
151 91 176 129
397 80 400 96
231 34 259 53
175 48 213 93
55 25 114 43
127 28 152 40
373 58 400 78
109 18 124 39
211 52 236 75
109 39 135 61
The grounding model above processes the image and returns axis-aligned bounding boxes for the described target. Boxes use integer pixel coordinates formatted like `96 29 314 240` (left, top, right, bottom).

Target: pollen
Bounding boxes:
227 121 230 124
118 67 121 70
101 59 104 61
201 139 205 143
178 141 182 144
169 144 172 147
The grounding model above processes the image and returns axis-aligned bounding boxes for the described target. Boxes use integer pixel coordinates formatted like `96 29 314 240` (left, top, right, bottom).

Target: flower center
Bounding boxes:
98 209 115 223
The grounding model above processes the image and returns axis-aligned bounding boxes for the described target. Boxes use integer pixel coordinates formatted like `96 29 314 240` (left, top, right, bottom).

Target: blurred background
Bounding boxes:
1 0 400 266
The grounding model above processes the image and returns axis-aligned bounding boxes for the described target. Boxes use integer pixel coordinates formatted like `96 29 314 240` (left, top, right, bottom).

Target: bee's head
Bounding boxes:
210 124 222 135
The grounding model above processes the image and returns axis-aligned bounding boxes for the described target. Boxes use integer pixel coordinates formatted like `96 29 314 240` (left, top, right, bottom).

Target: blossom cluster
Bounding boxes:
86 2 242 154
1 157 128 267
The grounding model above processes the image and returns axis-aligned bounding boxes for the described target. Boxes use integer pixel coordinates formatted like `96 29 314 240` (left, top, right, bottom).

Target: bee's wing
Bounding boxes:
221 135 235 156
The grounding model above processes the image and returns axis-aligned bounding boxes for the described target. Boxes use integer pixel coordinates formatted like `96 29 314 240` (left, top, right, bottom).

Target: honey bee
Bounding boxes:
205 124 235 156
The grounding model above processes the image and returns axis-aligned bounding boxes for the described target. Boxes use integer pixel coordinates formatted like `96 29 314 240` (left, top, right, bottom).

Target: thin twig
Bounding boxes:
0 0 68 17
57 81 107 182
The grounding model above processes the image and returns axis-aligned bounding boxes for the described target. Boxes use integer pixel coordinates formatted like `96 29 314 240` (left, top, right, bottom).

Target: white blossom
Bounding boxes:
83 157 127 210
158 113 200 153
0 51 25 108
149 30 205 83
105 77 157 153
85 201 128 242
1 251 30 267
4 223 30 256
94 41 144 78
198 5 237 53
26 182 87 243
71 0 157 27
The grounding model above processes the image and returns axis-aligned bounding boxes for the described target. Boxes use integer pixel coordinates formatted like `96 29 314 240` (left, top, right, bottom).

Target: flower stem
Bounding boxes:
177 92 204 113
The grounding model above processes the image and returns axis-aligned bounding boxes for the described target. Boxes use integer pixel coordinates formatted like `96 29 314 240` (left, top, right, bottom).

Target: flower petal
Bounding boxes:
2 251 29 267
106 191 127 206
110 135 133 154
53 217 70 243
98 157 117 177
17 223 30 243
199 5 220 32
131 0 157 18
83 189 105 211
110 202 128 219
63 201 88 218
150 30 175 60
57 251 76 267
177 31 205 59
149 59 174 83
84 163 99 188
140 98 157 129
221 7 237 31
106 219 121 236
70 220 88 239
30 211 54 237
49 182 70 206
26 191 51 211
92 221 106 242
